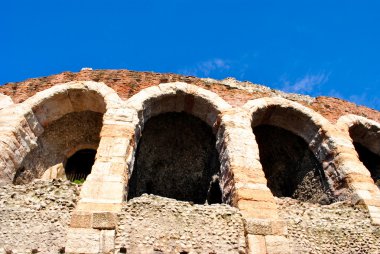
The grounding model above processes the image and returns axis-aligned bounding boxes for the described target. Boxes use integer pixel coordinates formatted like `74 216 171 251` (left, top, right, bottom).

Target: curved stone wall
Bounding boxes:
14 111 103 184
0 81 121 185
243 97 346 197
338 114 380 187
0 79 379 253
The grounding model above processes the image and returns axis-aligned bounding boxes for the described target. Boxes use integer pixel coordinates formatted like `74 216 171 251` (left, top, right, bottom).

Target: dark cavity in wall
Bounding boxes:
65 149 96 181
353 142 380 187
253 125 333 204
349 124 380 188
14 111 103 184
128 112 222 204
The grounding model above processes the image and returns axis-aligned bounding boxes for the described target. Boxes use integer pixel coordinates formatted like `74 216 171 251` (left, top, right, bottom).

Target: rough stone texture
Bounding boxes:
1 71 380 253
2 69 380 123
276 197 380 254
253 125 334 204
14 111 103 184
0 179 80 253
128 112 221 204
0 94 13 110
116 194 246 254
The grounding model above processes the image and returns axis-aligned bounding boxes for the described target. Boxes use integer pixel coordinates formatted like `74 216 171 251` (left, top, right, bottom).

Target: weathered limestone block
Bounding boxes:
92 212 118 229
78 177 125 205
245 218 287 235
247 234 266 254
0 93 13 110
66 228 101 254
265 235 292 254
70 211 93 228
40 162 66 180
99 230 115 253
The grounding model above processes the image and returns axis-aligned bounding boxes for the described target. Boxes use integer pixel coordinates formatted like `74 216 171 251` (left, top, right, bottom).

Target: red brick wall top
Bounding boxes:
1 69 380 123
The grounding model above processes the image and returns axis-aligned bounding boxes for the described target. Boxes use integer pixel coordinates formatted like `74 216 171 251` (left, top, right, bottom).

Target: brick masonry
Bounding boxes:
0 70 379 253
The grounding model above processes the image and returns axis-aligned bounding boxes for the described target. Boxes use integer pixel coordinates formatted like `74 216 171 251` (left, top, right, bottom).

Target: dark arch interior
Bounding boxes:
128 112 222 204
65 149 96 181
349 124 380 188
13 111 103 184
253 124 333 204
353 142 380 187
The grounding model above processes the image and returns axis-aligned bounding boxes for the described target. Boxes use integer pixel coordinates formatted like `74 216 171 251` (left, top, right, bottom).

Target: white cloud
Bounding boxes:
178 58 231 77
327 89 343 99
282 72 329 94
340 92 380 110
349 93 368 105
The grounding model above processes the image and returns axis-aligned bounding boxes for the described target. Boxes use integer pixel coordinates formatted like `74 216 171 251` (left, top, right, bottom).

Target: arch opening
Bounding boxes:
128 112 222 204
13 111 103 184
349 124 380 188
65 149 97 182
253 124 333 204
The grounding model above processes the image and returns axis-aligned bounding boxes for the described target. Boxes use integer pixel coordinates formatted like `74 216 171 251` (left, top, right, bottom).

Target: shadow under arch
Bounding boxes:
244 97 344 204
8 81 122 184
338 114 380 188
125 82 232 203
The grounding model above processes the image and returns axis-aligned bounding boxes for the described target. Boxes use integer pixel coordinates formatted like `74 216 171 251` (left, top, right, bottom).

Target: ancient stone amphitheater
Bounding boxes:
0 69 379 254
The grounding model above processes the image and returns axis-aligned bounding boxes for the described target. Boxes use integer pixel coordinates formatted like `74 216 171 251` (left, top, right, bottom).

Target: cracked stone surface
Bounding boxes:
116 194 246 254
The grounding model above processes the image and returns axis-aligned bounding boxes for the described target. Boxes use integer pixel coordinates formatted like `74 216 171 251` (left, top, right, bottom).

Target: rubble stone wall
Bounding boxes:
277 197 380 254
116 195 247 254
0 180 80 254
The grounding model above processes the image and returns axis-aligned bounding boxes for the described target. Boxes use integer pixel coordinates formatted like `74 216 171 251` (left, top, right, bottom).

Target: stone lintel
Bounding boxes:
245 218 287 236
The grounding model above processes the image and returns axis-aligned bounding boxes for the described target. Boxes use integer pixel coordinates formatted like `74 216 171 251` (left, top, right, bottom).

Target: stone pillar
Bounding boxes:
218 109 291 254
66 108 137 254
329 126 380 225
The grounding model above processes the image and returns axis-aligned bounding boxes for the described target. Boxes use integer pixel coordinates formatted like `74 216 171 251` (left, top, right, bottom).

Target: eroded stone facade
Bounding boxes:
0 179 80 253
14 111 103 184
276 197 380 253
0 69 379 253
116 195 246 254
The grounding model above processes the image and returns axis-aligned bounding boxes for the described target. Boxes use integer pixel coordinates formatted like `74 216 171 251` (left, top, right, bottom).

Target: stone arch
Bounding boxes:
243 97 344 203
0 81 122 185
338 114 380 187
24 81 120 127
126 82 231 131
125 82 232 203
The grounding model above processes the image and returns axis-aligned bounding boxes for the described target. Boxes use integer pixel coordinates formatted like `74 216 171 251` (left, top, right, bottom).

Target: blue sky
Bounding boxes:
1 1 380 109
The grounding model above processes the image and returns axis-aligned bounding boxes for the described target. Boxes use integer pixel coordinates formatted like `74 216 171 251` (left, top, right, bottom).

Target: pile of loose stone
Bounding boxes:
116 194 246 254
276 197 380 254
0 179 80 254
